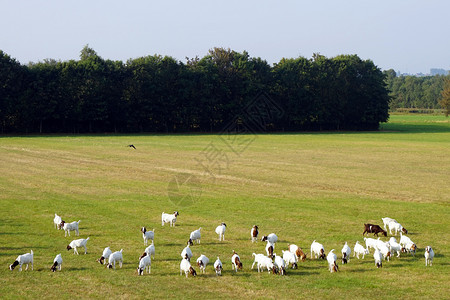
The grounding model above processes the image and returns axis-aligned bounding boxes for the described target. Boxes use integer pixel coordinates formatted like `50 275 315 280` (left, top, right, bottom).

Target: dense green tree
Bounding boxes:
440 78 450 117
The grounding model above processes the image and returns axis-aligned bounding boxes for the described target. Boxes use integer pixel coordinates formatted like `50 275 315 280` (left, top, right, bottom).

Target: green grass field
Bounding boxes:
1 114 449 299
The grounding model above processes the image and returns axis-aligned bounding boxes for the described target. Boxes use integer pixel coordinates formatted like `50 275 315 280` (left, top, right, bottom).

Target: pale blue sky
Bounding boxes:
1 0 449 74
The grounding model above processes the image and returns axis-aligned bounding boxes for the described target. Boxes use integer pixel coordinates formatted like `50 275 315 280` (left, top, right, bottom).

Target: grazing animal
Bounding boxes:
141 227 154 246
310 240 326 259
354 241 369 259
251 225 259 243
161 211 179 227
196 254 210 274
51 254 63 272
381 217 397 231
214 257 223 276
9 250 34 271
399 233 417 256
327 249 339 273
180 258 197 278
265 241 275 259
251 253 267 269
376 240 392 261
373 249 383 268
282 250 298 269
424 246 434 266
341 242 351 264
97 247 112 264
215 223 227 241
256 256 277 274
288 244 306 262
128 144 136 149
388 237 404 258
231 250 243 272
189 227 202 245
61 220 81 237
144 241 155 260
274 254 286 275
363 223 387 237
137 254 151 275
364 237 378 252
54 213 63 230
387 221 408 235
180 242 193 261
261 233 278 244
108 249 123 269
67 237 89 255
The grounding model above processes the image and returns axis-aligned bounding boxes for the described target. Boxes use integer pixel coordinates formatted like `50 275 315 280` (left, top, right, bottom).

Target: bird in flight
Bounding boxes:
128 144 136 149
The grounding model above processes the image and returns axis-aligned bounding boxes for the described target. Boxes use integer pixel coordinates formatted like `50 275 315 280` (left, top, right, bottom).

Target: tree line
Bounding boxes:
384 69 449 110
1 46 390 133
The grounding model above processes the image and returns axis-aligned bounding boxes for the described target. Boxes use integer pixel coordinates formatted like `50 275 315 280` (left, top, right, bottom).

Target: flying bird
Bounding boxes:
127 144 136 149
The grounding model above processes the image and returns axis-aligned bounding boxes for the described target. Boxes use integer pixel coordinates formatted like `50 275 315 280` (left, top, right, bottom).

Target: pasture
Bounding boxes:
0 114 449 299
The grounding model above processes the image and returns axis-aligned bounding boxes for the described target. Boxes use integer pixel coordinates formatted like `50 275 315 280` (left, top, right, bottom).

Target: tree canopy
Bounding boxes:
0 46 391 133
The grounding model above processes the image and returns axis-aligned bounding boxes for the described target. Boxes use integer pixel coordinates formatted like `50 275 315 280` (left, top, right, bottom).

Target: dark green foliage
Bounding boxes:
0 47 390 133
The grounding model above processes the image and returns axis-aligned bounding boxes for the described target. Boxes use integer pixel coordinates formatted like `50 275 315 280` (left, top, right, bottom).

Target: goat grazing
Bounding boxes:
108 249 123 269
231 250 243 272
67 237 89 255
381 217 397 231
373 249 383 268
188 227 202 245
387 221 408 235
265 241 275 259
180 257 197 277
54 213 63 230
50 253 63 272
214 257 223 276
388 237 403 258
144 241 155 260
310 240 326 259
288 244 306 262
282 250 298 269
274 254 286 275
261 233 278 244
327 249 339 273
196 254 210 274
354 241 369 259
97 247 112 265
363 223 387 237
61 220 81 237
162 211 179 227
137 254 151 275
215 223 227 241
180 242 193 261
9 250 33 271
341 242 351 264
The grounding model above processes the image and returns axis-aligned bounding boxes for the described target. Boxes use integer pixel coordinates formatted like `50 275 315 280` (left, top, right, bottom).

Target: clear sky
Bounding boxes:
1 0 449 74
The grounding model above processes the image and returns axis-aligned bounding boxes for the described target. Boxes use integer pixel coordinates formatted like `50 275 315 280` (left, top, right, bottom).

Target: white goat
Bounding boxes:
387 221 407 235
162 211 179 227
51 253 63 272
257 256 277 274
282 250 298 269
288 244 307 261
389 237 403 257
354 241 369 259
196 254 209 274
137 254 151 275
327 249 339 273
189 227 202 244
274 254 286 275
62 220 81 237
399 233 417 256
54 213 63 229
215 223 227 241
67 237 89 255
341 242 351 264
214 257 223 276
181 242 193 261
251 225 259 243
9 250 33 271
251 253 266 269
377 241 392 261
364 237 378 252
108 249 123 269
381 217 397 230
141 227 154 246
261 233 278 244
310 240 326 259
180 258 197 277
231 250 243 272
373 249 383 268
97 247 112 264
145 241 155 260
424 246 434 266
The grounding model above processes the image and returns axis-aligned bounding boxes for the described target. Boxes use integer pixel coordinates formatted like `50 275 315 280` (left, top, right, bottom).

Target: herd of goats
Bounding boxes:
8 212 436 276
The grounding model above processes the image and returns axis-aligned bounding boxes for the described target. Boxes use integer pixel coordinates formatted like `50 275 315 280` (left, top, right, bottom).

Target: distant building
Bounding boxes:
430 68 449 75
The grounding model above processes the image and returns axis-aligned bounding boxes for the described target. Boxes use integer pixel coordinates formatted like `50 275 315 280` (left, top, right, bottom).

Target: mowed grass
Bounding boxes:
0 114 449 299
